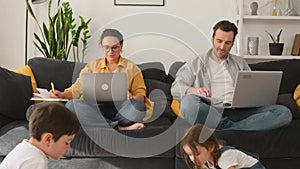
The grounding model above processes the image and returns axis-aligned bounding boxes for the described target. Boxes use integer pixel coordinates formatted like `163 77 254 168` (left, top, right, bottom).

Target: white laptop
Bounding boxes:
223 70 283 108
81 72 128 103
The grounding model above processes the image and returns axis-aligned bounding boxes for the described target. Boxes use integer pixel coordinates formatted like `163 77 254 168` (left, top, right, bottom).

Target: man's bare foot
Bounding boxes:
118 123 146 130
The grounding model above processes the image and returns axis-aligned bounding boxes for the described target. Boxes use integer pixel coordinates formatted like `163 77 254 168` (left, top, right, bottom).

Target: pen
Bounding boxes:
51 82 55 93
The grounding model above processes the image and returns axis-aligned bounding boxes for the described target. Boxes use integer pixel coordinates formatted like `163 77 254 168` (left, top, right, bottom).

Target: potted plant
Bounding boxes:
25 0 92 62
266 29 284 55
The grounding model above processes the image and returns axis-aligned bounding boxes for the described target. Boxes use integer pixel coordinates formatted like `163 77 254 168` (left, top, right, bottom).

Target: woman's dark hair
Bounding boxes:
212 20 238 41
100 28 124 45
180 124 223 169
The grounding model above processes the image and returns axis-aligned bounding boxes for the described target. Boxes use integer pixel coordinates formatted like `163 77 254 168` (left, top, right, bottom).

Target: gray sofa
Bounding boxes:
0 57 178 169
1 57 300 169
172 59 300 169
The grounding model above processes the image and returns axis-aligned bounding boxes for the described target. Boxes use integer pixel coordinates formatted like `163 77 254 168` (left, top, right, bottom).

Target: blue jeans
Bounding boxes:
180 94 292 130
65 99 146 128
250 162 266 169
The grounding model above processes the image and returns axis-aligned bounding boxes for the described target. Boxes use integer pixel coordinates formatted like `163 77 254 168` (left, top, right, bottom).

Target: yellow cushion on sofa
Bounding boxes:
293 84 300 107
171 98 183 118
13 65 38 94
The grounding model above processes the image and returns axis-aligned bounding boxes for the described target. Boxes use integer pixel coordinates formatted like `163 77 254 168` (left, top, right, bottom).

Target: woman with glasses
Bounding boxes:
49 29 153 130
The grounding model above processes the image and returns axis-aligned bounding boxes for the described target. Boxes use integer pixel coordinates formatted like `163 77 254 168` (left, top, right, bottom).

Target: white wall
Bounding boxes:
0 0 237 70
0 0 26 69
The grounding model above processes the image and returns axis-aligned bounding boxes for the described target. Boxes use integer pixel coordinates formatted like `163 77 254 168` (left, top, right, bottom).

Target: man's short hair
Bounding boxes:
212 20 238 41
29 102 80 142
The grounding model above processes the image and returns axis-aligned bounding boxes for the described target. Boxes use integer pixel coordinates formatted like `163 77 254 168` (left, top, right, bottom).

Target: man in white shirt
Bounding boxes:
171 20 292 130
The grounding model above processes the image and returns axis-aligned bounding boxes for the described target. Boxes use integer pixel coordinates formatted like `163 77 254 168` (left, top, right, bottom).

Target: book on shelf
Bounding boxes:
291 34 300 56
31 88 69 102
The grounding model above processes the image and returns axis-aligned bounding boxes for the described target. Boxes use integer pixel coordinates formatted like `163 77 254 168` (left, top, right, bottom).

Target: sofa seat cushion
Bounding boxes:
0 120 175 158
0 67 34 120
0 121 29 156
67 123 175 158
214 120 300 159
175 119 300 159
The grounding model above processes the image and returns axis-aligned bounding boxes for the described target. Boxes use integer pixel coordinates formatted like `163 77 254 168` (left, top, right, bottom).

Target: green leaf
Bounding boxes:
277 29 283 43
28 0 92 61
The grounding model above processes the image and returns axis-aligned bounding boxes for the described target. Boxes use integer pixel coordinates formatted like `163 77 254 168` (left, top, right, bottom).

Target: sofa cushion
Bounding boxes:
175 119 300 159
0 67 33 120
215 120 300 159
249 59 300 94
166 61 185 84
171 98 183 118
0 121 29 156
144 79 176 122
277 93 300 119
67 126 175 158
28 57 86 91
137 62 167 82
294 84 300 108
13 65 38 94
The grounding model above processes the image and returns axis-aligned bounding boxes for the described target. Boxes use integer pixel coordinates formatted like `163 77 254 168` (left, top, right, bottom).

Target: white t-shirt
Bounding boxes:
208 58 234 104
217 149 258 169
0 139 48 169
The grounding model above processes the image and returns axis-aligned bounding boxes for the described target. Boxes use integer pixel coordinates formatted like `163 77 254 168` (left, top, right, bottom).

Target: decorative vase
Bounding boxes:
247 37 259 55
271 0 280 16
269 43 284 55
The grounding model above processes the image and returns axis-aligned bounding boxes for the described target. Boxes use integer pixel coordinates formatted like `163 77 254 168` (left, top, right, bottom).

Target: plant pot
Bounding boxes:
269 43 284 55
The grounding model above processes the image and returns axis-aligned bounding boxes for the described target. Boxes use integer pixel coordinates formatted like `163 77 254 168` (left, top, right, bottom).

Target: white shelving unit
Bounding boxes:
236 0 300 62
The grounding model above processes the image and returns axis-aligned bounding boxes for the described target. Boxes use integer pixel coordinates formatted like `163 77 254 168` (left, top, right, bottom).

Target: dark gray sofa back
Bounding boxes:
28 57 86 91
28 58 168 90
249 59 300 94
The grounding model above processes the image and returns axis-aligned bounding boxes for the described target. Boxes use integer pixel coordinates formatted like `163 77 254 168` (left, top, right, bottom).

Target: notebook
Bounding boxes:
222 70 283 108
81 72 128 103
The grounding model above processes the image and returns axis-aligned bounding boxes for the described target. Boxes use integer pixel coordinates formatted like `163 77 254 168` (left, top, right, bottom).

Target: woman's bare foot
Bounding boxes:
118 123 146 130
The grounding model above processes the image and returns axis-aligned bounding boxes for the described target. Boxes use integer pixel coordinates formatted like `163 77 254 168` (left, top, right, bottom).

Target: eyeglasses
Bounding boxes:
102 45 121 52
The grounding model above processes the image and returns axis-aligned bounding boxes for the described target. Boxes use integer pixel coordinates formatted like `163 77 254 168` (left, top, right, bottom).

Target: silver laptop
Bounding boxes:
81 72 127 103
223 70 283 108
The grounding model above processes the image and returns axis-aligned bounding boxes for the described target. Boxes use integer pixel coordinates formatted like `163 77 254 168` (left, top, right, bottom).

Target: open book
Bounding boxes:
31 88 69 102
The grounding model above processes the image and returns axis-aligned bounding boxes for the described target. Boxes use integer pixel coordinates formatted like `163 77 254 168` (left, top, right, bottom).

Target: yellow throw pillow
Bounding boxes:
293 84 300 107
171 97 183 118
13 65 38 94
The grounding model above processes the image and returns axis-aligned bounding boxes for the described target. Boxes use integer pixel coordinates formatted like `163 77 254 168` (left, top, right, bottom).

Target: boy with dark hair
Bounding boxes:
0 102 80 169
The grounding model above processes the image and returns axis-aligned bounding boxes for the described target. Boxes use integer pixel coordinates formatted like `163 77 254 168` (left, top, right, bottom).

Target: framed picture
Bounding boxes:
114 0 164 6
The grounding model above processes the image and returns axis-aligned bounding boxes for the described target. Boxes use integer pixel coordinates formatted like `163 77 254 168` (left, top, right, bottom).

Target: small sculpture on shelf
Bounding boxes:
250 2 258 15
